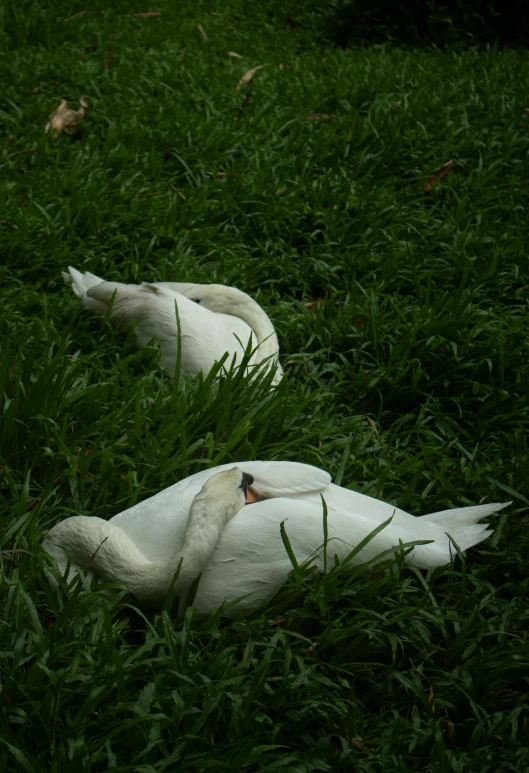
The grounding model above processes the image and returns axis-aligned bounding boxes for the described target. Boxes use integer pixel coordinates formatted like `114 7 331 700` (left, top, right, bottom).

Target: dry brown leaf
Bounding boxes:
367 417 379 438
32 84 47 94
197 23 208 41
240 637 251 663
226 51 242 58
236 65 265 90
132 12 162 18
45 97 88 136
64 10 86 22
302 300 324 312
305 113 331 121
446 719 455 740
424 159 454 194
206 171 227 179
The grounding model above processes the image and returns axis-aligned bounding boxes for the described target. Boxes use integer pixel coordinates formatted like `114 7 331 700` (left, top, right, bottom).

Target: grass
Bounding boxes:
1 0 529 769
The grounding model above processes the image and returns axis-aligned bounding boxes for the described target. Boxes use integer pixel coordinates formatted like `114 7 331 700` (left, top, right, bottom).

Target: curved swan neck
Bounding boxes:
125 487 237 605
193 285 281 378
46 472 245 610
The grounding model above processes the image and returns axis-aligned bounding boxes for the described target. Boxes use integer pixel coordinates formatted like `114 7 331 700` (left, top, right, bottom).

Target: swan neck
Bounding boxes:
226 292 280 364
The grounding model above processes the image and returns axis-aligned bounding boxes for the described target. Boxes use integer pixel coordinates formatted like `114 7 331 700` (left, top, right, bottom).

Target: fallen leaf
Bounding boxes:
236 65 265 90
106 46 112 69
64 10 86 22
305 113 334 121
446 719 455 740
226 51 242 58
424 159 454 194
302 300 324 312
45 97 88 136
348 737 365 750
132 12 162 18
241 637 251 663
197 23 208 41
32 84 47 94
367 417 379 438
206 171 227 179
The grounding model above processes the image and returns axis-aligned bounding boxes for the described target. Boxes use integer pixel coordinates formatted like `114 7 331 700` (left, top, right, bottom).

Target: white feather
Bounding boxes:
63 267 283 383
43 460 510 616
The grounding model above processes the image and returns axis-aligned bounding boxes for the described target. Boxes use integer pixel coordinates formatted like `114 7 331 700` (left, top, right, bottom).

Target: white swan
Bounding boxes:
63 267 283 384
43 467 253 609
43 461 509 616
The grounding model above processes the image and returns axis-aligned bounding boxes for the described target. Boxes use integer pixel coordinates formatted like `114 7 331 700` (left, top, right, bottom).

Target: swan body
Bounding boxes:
43 461 509 616
63 267 283 384
43 467 252 608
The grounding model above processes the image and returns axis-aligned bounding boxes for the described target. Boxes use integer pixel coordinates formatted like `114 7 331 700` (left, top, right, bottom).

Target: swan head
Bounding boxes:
179 284 249 315
191 467 254 524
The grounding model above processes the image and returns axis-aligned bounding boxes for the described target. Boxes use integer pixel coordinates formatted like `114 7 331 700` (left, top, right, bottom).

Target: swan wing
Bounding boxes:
78 279 253 377
195 493 505 615
109 461 331 563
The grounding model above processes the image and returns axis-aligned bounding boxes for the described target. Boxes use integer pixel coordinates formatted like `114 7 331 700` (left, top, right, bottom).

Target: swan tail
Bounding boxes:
420 501 510 552
63 266 108 316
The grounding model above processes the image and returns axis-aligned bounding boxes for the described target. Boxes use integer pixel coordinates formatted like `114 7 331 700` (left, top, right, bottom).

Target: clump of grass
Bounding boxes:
1 0 528 770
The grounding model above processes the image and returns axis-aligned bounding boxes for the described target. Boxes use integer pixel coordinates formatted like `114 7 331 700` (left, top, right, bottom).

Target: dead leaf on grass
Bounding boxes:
302 300 324 312
367 417 379 438
45 97 88 136
226 51 242 59
64 10 86 22
305 113 331 121
197 23 208 41
236 65 265 90
424 159 454 194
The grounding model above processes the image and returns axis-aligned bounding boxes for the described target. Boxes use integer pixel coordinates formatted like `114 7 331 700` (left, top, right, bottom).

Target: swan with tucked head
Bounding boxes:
43 467 253 609
63 267 283 384
43 461 510 617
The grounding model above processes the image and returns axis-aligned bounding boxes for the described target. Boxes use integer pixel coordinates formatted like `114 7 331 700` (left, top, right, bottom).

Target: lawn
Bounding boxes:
1 1 529 770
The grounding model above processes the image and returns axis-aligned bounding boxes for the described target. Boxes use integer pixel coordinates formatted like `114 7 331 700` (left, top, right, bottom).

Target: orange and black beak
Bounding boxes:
240 472 263 504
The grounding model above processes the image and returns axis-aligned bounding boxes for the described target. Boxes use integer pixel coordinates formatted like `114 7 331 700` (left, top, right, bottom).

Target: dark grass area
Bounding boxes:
1 1 529 770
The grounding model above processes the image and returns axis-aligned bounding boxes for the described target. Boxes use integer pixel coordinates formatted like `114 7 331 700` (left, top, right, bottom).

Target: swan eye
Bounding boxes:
191 298 202 304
